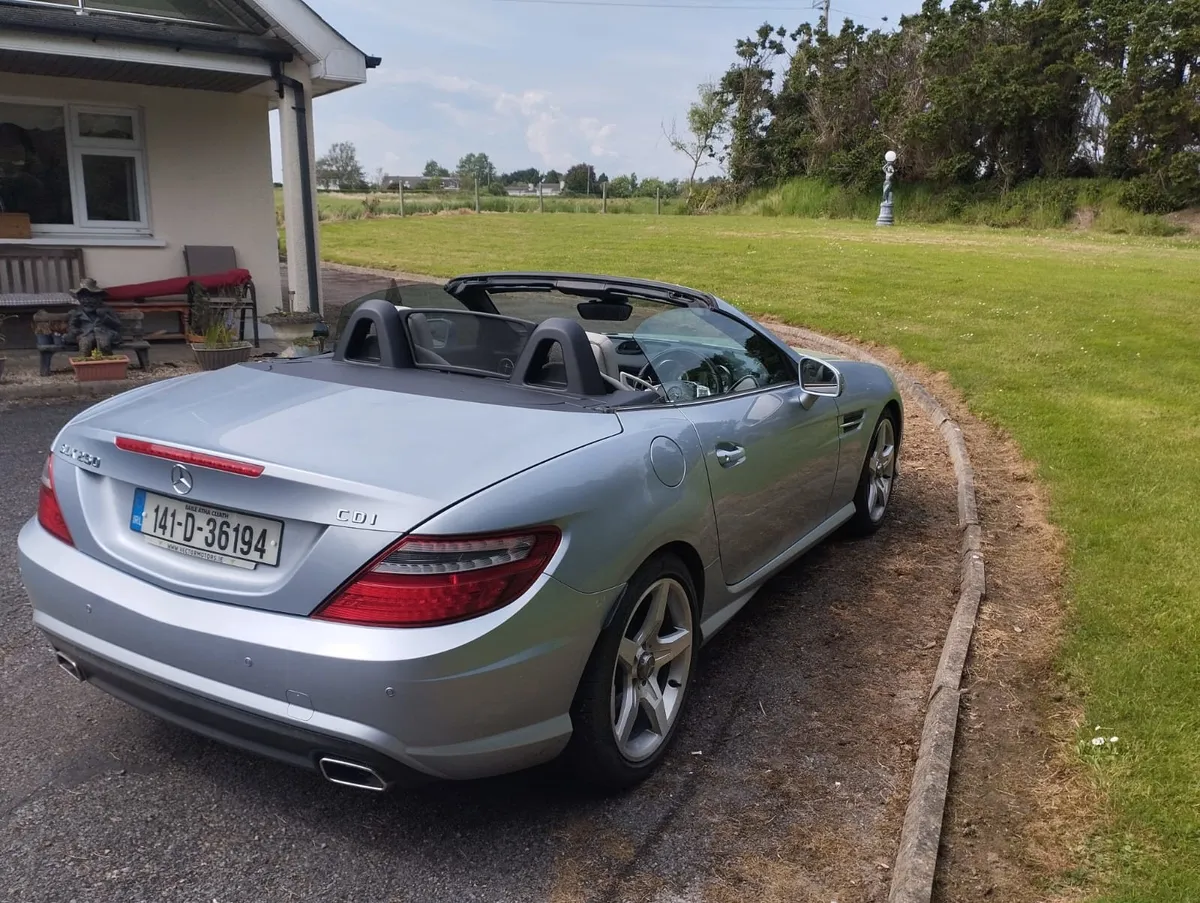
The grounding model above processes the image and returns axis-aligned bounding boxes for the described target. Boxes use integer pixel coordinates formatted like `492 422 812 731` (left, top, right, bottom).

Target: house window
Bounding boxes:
0 100 149 235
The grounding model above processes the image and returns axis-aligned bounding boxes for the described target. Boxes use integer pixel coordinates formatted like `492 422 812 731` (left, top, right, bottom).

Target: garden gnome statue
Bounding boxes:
65 278 122 355
876 150 897 227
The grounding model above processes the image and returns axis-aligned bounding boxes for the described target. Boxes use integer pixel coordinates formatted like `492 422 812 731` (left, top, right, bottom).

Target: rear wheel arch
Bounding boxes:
882 399 903 455
653 541 706 617
602 541 706 631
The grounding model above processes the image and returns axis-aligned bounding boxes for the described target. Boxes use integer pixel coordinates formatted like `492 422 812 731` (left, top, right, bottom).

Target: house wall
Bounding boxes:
0 73 281 315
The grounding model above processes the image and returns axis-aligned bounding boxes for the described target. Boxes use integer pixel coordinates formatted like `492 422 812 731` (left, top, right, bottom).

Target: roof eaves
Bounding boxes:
0 5 294 60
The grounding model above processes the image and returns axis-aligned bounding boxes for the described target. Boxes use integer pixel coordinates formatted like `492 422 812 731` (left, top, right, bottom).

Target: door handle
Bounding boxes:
715 444 746 468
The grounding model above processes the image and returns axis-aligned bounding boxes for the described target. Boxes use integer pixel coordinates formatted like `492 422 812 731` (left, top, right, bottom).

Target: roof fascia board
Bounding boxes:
0 29 273 78
237 0 367 83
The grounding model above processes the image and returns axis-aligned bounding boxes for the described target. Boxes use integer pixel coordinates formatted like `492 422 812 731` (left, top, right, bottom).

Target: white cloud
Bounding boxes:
373 70 620 170
377 67 497 97
432 101 488 130
579 117 618 158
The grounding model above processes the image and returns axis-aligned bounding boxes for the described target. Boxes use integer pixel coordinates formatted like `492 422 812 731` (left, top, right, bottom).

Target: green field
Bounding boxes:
319 213 1200 902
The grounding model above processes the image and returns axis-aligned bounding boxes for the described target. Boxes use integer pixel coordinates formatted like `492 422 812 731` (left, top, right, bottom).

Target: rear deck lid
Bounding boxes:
49 365 621 615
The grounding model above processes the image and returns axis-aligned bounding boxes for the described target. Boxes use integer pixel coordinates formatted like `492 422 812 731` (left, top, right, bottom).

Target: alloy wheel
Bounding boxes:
610 577 694 762
867 417 897 522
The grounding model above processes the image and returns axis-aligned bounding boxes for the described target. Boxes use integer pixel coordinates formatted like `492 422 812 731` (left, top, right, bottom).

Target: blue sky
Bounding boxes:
271 0 904 182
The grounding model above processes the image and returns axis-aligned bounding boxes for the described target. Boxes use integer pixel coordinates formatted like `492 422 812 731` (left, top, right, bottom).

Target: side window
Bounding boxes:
634 308 796 400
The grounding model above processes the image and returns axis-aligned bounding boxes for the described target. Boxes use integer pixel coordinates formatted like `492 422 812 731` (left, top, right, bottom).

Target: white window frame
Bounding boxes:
0 96 151 237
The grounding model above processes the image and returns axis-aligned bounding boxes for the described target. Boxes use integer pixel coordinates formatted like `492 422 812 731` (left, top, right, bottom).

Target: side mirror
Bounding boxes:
797 356 843 410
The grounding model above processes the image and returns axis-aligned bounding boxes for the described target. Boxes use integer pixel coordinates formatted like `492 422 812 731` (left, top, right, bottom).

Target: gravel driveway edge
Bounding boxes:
781 327 984 903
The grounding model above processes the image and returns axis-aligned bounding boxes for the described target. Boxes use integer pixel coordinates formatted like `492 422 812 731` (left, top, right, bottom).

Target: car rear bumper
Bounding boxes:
19 519 621 784
47 636 430 789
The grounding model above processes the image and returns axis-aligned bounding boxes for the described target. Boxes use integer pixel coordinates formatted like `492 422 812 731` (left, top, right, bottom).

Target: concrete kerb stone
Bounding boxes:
783 326 985 903
0 379 131 404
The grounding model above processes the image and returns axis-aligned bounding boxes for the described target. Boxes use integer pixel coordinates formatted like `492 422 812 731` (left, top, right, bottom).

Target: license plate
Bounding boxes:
130 489 283 570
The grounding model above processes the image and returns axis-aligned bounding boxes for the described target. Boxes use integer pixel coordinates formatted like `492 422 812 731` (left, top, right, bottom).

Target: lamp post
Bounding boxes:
876 150 897 227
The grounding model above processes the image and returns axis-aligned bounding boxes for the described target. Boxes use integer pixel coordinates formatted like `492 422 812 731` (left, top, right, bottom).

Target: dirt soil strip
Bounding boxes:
768 319 1086 903
769 323 984 903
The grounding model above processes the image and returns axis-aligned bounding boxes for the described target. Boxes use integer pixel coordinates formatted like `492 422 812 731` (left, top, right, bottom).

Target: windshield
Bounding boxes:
484 289 669 334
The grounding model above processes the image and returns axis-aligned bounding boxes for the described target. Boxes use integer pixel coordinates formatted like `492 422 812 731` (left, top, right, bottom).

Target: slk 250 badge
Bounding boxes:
58 444 101 469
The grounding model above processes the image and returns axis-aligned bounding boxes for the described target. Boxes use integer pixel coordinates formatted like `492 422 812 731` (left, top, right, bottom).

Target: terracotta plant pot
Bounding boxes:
70 355 130 383
190 342 254 371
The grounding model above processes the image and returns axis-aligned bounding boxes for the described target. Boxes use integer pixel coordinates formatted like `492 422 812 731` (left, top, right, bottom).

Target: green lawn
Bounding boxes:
320 214 1200 902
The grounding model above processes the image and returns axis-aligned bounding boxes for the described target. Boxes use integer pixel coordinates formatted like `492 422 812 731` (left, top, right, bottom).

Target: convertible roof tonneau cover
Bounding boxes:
443 272 719 309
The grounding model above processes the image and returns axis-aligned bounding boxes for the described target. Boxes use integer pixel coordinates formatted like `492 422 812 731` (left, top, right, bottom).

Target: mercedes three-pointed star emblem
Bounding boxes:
170 464 193 496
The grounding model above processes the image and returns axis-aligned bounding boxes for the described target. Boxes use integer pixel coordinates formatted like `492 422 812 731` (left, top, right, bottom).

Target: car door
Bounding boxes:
685 387 841 586
635 308 842 587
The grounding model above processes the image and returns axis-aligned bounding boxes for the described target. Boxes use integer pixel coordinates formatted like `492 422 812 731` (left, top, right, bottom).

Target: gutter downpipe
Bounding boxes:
272 62 321 314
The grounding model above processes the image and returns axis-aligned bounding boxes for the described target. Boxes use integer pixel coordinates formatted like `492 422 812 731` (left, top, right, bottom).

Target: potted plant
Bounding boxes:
259 307 324 344
189 286 254 371
70 346 130 383
0 313 14 382
191 322 255 371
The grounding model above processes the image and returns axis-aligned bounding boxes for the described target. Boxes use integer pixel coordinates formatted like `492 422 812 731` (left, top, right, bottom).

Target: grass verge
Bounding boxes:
321 213 1200 902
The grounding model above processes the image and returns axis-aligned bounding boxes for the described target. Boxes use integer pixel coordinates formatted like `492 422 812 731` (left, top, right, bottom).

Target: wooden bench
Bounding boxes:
0 247 85 312
32 309 151 377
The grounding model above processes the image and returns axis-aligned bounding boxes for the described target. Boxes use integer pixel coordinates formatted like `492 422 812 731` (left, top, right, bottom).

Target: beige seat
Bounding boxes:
586 332 621 381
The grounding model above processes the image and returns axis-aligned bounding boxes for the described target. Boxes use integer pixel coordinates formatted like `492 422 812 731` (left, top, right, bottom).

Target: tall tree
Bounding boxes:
666 82 731 186
564 163 597 194
502 167 542 185
315 142 365 189
423 159 450 178
457 153 497 186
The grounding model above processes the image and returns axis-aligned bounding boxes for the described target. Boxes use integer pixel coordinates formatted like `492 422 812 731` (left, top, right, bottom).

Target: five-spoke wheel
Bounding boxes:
567 554 699 790
611 577 694 762
847 410 900 536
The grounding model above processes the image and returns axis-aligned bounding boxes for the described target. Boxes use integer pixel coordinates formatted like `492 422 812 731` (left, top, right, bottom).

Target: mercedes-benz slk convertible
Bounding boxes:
19 272 902 792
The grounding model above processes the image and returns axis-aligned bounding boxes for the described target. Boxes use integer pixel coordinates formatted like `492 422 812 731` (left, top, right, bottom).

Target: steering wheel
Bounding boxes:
639 348 723 401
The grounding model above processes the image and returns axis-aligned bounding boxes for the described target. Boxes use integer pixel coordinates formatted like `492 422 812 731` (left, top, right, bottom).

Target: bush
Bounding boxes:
1119 176 1175 215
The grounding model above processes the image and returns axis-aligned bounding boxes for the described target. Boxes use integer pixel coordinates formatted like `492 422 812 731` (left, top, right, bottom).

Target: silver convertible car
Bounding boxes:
19 272 902 792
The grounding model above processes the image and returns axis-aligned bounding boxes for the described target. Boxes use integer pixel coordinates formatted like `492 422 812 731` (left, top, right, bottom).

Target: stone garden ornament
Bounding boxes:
877 150 897 227
65 278 123 355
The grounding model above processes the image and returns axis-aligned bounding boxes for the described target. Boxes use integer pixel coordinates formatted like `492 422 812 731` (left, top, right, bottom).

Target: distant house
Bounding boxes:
505 180 565 197
382 175 461 192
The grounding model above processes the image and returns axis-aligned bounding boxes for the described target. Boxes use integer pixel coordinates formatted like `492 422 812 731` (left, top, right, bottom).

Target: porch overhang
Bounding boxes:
0 0 377 97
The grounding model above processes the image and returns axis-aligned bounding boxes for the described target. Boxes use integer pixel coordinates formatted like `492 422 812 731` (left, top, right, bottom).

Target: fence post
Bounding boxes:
474 178 480 213
539 183 544 213
602 181 607 213
399 182 405 218
656 187 661 215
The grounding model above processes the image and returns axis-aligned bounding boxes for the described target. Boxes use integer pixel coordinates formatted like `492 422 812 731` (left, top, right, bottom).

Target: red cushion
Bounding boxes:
102 268 252 301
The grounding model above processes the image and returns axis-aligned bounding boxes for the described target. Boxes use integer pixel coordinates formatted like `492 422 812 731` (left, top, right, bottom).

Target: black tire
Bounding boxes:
565 553 700 792
845 410 900 537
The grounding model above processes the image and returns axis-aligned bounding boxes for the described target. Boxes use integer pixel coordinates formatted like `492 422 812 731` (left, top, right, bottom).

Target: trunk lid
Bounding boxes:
51 366 620 615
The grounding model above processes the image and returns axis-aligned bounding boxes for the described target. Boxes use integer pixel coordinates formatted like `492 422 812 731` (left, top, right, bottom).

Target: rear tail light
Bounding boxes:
37 454 74 546
314 528 561 628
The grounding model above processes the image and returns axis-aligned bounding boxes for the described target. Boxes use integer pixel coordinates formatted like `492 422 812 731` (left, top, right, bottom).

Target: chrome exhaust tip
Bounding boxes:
317 757 390 792
54 651 84 682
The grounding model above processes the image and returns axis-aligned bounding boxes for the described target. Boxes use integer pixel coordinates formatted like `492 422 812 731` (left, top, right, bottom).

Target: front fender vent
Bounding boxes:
840 410 866 434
